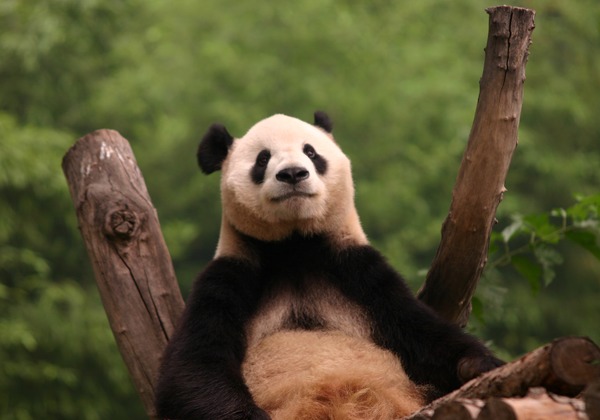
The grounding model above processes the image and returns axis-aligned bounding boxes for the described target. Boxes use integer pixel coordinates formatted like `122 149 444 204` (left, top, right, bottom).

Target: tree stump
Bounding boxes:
62 129 185 418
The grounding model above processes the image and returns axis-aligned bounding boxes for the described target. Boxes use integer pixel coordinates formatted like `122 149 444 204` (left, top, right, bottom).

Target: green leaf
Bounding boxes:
533 245 563 286
511 255 542 293
523 213 561 243
567 194 600 222
523 213 549 230
565 229 600 260
501 217 524 243
550 207 567 220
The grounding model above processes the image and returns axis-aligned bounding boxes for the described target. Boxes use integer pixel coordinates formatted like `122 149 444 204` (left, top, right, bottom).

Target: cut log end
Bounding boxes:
430 402 473 420
477 398 517 420
550 337 600 391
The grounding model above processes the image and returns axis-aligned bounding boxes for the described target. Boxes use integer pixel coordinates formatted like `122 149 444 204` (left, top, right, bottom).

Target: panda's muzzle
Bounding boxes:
276 166 309 185
271 191 315 202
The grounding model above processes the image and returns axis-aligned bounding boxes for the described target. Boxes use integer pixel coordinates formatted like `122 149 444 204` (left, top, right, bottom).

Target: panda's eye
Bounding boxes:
303 144 317 159
255 150 271 167
304 143 328 175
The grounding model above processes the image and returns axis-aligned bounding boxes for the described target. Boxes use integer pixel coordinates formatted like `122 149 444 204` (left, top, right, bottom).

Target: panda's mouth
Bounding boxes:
271 191 315 203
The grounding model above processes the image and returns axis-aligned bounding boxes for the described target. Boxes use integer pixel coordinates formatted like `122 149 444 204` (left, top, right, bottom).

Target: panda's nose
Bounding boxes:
276 166 310 184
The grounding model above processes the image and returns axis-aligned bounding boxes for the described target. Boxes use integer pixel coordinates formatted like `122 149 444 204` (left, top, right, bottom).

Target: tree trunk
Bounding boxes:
62 129 185 418
405 337 600 419
418 6 536 326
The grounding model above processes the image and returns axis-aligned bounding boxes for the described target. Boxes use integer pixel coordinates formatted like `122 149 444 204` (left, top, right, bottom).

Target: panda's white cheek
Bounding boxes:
309 176 327 200
225 175 262 212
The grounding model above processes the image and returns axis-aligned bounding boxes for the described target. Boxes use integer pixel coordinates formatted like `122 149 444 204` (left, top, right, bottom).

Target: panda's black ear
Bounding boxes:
314 111 333 133
197 123 234 174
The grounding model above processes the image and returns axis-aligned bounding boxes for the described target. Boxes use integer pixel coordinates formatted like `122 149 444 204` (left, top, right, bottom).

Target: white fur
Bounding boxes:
216 114 367 257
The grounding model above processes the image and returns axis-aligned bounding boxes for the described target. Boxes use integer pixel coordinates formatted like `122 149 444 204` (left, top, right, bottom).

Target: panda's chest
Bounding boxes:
245 275 372 350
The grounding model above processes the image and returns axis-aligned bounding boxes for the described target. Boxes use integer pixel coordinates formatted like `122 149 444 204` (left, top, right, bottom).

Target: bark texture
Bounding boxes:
405 337 600 419
407 388 594 420
62 129 185 418
418 6 536 326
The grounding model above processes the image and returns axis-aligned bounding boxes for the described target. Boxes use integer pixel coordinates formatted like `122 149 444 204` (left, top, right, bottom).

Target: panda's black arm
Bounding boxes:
332 245 503 400
155 257 270 420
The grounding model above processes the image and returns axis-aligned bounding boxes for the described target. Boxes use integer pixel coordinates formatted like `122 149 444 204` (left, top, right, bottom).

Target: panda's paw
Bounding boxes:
457 354 505 383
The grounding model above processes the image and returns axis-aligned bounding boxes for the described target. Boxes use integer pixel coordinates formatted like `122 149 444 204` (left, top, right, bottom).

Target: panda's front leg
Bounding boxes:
155 257 270 420
333 245 503 401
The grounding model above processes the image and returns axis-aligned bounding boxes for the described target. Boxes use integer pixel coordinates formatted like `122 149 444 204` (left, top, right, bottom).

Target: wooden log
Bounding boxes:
62 129 185 418
431 400 480 420
477 388 589 420
405 398 484 419
405 337 600 419
418 5 536 326
409 388 593 420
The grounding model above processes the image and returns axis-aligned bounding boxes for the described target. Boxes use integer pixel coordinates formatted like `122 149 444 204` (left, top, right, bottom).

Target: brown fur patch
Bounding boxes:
243 331 425 419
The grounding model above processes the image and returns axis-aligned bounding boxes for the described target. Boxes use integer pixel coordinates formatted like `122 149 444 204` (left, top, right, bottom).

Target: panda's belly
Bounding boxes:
245 280 372 350
243 281 425 419
242 331 424 419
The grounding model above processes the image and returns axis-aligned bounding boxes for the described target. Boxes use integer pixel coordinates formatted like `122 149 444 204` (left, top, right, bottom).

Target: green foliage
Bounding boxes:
0 0 140 130
0 280 144 420
473 195 600 358
489 194 600 292
0 1 145 417
0 111 144 417
1 0 599 415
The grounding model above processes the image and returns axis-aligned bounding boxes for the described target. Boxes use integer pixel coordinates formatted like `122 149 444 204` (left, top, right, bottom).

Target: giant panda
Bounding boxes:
155 112 503 419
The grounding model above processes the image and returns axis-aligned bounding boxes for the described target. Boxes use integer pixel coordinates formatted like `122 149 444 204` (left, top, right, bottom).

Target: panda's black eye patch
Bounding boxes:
303 144 327 175
251 149 271 184
256 149 271 167
303 144 316 159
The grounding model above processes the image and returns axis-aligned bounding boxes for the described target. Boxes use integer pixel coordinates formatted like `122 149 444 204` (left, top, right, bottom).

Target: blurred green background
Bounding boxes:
1 0 599 418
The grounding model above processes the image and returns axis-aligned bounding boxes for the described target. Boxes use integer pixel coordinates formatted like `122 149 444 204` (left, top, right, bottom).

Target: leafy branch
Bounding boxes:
487 194 600 292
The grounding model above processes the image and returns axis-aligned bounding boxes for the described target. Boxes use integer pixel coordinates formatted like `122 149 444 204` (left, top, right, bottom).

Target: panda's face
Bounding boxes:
197 113 366 245
222 115 350 232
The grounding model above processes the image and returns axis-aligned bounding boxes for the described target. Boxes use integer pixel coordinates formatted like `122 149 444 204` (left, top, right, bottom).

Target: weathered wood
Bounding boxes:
478 388 589 420
459 336 599 398
62 129 185 418
405 337 600 419
418 6 536 326
583 380 600 420
430 401 476 420
409 388 593 420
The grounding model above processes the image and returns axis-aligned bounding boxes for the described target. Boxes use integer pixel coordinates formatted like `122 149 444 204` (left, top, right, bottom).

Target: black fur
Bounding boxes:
250 150 271 184
313 110 333 133
155 257 270 420
303 144 328 175
197 123 234 174
155 234 503 418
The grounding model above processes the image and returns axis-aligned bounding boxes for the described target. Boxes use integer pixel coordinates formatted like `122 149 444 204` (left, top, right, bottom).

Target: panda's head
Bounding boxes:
197 112 367 251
